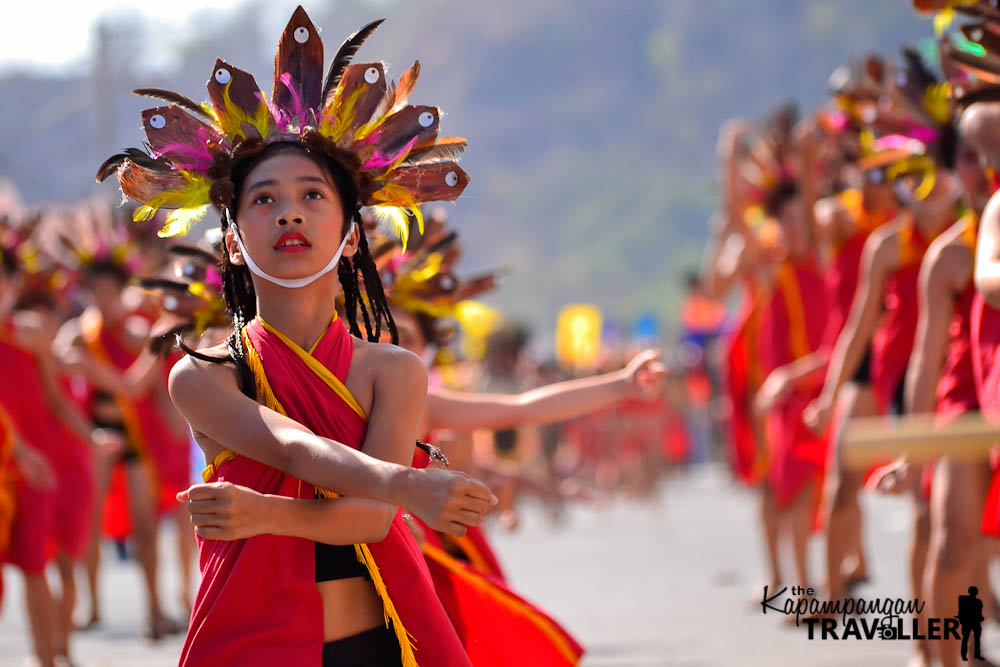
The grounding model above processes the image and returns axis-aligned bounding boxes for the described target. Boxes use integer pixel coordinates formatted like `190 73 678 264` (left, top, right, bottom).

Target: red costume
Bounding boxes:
181 316 469 666
870 218 938 414
971 292 1000 538
0 321 94 572
722 286 765 484
80 311 189 539
757 262 829 508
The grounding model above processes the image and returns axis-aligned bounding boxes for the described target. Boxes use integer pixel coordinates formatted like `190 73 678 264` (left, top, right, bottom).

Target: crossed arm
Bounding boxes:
170 350 494 539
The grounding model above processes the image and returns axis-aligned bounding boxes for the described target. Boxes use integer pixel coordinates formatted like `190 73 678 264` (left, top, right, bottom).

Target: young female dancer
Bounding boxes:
100 6 493 664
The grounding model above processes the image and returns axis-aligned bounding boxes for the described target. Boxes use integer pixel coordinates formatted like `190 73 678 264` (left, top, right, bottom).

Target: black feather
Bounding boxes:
96 153 127 182
321 19 385 106
168 244 221 265
123 148 172 172
134 277 190 292
131 88 213 121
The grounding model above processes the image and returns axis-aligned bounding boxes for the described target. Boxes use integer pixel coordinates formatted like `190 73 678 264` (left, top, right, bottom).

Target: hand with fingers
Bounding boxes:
624 349 667 400
177 481 267 541
400 468 497 537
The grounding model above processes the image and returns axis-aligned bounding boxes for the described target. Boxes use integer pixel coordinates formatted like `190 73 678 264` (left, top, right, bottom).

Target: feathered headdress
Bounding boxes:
383 229 504 323
97 6 469 246
136 243 229 351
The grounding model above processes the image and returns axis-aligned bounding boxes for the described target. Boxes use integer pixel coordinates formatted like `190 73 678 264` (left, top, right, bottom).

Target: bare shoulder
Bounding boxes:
356 339 427 390
168 343 238 405
923 225 974 289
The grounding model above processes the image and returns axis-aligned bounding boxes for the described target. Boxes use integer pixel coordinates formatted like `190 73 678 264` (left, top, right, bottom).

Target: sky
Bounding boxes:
0 0 285 72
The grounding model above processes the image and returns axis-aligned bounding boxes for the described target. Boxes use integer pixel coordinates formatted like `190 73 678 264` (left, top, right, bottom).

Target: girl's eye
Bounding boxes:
254 194 274 205
304 190 324 200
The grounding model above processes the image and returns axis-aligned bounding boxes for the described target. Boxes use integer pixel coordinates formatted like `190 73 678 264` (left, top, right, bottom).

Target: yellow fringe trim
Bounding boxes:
422 542 581 665
255 317 367 421
240 325 417 666
201 449 237 483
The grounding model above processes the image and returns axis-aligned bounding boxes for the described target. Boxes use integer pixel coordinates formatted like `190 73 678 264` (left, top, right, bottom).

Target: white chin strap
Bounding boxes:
227 210 355 289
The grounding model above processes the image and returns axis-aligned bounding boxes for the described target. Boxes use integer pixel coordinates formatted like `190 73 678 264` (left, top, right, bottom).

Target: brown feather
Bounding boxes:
330 63 388 144
379 162 469 204
141 106 225 167
392 61 420 113
206 59 275 141
273 6 324 121
119 161 189 205
360 105 439 157
321 18 385 107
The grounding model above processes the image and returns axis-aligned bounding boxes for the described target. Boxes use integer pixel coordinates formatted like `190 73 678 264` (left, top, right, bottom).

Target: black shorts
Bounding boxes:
92 420 142 464
851 347 872 386
322 624 401 666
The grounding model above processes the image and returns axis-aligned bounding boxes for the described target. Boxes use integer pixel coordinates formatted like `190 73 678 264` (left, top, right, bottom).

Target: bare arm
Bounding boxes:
819 225 898 402
170 350 493 535
905 235 972 414
424 349 663 432
975 192 1000 308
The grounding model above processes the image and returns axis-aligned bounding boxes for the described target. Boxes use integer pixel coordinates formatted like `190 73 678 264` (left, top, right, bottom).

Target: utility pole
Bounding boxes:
92 21 115 159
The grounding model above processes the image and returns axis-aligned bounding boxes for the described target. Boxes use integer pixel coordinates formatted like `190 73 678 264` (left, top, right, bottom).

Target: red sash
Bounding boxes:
181 315 468 666
421 529 584 666
723 290 765 484
0 405 15 605
757 262 829 509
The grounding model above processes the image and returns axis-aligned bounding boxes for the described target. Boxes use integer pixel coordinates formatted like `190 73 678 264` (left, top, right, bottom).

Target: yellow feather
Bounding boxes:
130 170 212 237
373 205 410 250
220 81 271 141
158 205 211 238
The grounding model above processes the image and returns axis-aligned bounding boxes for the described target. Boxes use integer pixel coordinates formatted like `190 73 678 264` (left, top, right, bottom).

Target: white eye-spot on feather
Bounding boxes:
294 27 309 43
445 171 459 187
215 68 231 85
972 29 984 42
364 67 380 84
418 111 435 128
163 295 179 312
150 114 166 129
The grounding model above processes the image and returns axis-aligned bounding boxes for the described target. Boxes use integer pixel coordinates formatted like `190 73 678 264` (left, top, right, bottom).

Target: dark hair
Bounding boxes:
0 249 18 278
183 142 398 392
82 259 130 287
764 180 800 218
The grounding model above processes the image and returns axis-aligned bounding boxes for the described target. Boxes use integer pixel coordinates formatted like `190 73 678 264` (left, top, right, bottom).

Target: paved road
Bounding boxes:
2 463 998 666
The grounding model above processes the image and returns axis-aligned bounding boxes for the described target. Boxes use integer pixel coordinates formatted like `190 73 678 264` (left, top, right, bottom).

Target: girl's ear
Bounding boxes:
224 226 244 266
341 221 361 259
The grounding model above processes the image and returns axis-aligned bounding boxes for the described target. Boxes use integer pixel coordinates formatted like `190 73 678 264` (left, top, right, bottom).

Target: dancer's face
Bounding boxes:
227 150 358 283
88 274 126 320
776 193 810 259
900 169 960 221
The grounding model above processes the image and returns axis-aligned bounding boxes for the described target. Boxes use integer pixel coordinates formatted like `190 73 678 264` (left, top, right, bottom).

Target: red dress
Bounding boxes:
722 284 765 484
870 219 938 414
757 261 829 509
181 316 469 666
0 321 95 571
971 292 1000 538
